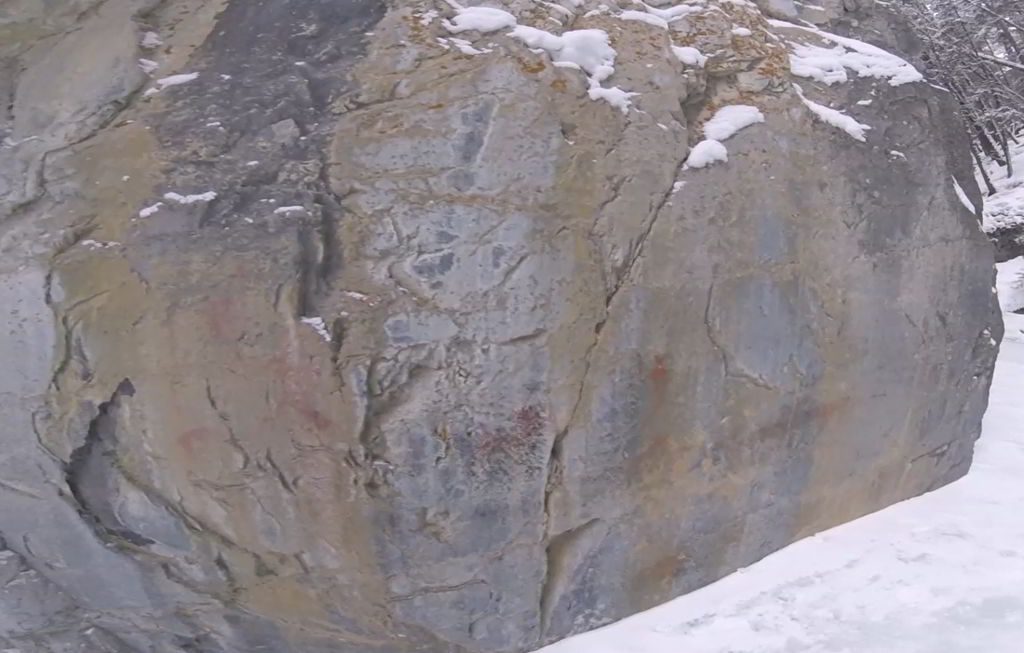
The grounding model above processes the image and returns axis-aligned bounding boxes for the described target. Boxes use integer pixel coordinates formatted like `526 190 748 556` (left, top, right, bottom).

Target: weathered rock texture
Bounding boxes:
0 0 1002 651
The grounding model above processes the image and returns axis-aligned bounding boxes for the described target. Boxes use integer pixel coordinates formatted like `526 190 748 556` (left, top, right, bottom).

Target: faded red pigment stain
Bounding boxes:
265 340 335 434
512 405 545 434
294 403 333 432
647 354 672 410
648 354 670 388
631 354 677 477
476 405 547 464
201 295 239 341
177 427 212 459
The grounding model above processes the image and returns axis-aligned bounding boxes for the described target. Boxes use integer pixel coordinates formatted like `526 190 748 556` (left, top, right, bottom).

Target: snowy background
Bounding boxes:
983 143 1024 242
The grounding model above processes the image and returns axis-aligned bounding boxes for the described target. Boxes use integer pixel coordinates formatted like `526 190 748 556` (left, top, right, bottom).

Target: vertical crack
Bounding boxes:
537 314 603 640
204 379 250 470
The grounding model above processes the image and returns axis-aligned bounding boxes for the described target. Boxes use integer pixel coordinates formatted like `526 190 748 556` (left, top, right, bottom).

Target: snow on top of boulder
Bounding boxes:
788 43 851 85
436 0 767 115
789 41 923 87
138 202 163 218
80 239 121 249
599 0 709 23
300 316 332 342
542 2 575 19
164 190 217 204
443 5 631 111
794 84 871 142
685 139 728 169
140 31 163 48
771 19 924 87
682 105 764 170
638 1 707 21
509 25 633 110
588 85 639 114
442 5 517 33
138 58 159 75
619 10 670 29
439 36 494 54
431 0 915 129
672 45 707 67
703 105 765 141
510 26 616 81
156 72 200 88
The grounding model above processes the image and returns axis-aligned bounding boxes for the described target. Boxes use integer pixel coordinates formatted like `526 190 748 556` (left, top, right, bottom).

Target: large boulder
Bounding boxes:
0 0 1001 652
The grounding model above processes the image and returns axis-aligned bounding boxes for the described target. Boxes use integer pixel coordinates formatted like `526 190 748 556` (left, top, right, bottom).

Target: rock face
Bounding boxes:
0 0 1001 651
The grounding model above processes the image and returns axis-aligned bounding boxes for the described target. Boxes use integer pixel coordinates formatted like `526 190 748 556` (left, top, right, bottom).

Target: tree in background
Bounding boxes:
900 0 1024 192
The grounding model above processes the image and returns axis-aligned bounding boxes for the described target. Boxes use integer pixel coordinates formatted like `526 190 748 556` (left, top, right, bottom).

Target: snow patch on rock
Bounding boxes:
619 10 669 30
509 25 635 112
443 5 517 33
685 140 729 169
300 316 332 342
685 105 765 169
672 45 707 67
772 19 924 87
138 202 163 218
703 105 766 141
794 85 870 142
164 191 217 204
156 72 200 89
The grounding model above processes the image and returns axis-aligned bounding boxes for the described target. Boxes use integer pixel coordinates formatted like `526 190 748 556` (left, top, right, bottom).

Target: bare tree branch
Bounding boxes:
964 0 1024 34
978 52 1024 72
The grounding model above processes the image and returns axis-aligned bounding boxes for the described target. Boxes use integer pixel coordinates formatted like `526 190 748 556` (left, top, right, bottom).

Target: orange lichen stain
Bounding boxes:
427 102 447 110
550 79 567 92
517 57 547 74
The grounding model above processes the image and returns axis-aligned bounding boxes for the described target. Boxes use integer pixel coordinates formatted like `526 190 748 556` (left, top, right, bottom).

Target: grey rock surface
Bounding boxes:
0 0 1001 652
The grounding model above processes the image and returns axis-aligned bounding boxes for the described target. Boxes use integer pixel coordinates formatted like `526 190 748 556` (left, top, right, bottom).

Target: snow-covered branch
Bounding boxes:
978 53 1024 72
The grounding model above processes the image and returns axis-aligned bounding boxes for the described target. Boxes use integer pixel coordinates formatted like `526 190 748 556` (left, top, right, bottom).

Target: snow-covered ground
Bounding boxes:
981 141 1024 236
540 261 1024 652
